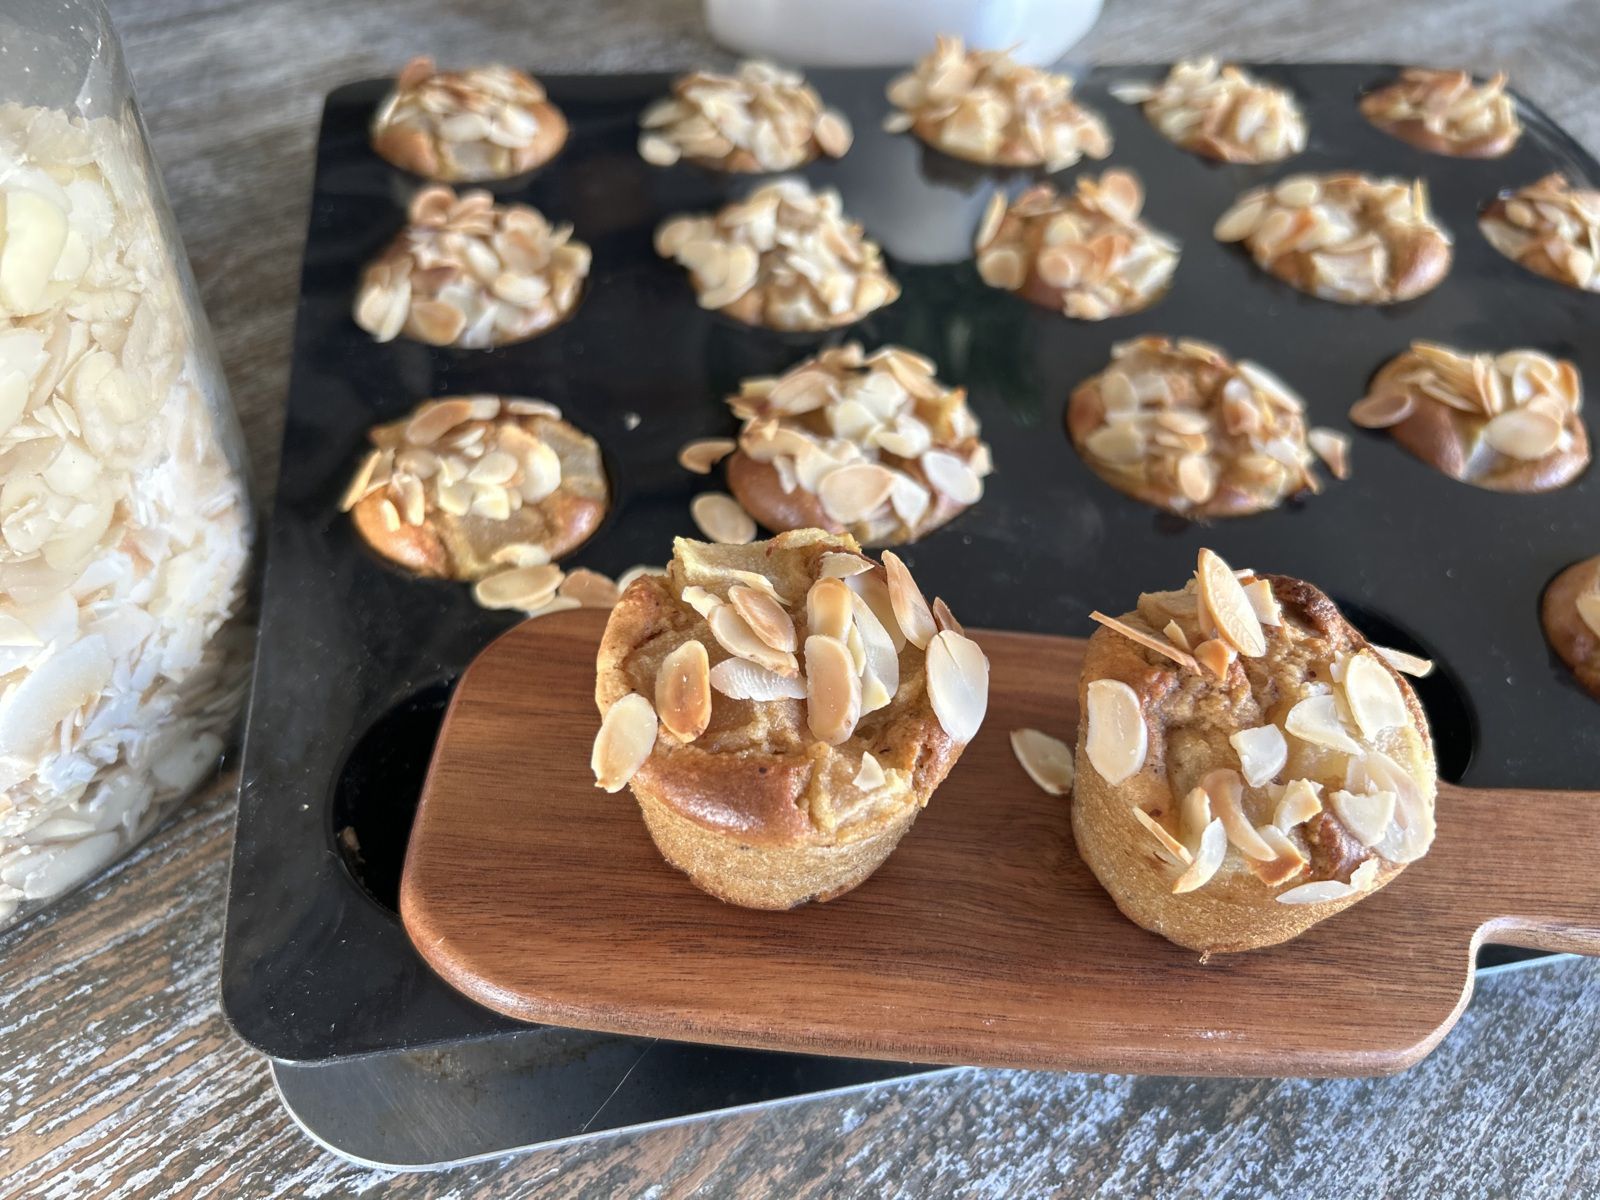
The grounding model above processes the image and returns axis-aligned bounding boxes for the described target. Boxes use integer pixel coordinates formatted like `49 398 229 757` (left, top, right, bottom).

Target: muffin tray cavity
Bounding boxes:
226 65 1599 1082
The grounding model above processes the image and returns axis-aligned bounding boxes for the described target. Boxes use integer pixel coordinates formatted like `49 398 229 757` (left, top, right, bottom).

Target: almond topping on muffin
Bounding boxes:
1360 68 1521 158
1112 57 1306 164
1480 174 1600 292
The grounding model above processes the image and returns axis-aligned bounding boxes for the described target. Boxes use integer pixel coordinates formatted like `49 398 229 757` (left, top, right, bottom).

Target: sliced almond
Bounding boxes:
1194 638 1235 680
1202 767 1276 861
819 551 874 578
558 568 621 608
921 449 983 504
1372 643 1434 677
472 564 564 611
708 656 807 701
926 630 989 743
655 640 712 741
1240 579 1282 627
1577 592 1600 640
591 693 658 792
1172 818 1227 893
1084 678 1146 784
804 635 861 745
1132 806 1193 866
1180 785 1213 847
1273 778 1324 830
806 576 855 641
728 584 796 652
1276 859 1379 905
677 438 737 474
849 593 900 706
1330 787 1397 847
1284 693 1364 754
690 492 757 544
1163 620 1190 652
1341 652 1409 739
1229 724 1288 788
1010 728 1076 795
680 585 722 618
932 597 965 635
1349 390 1415 429
1483 407 1563 460
340 450 384 512
881 551 936 649
1196 547 1266 657
1308 427 1351 480
405 398 480 446
853 751 887 791
709 604 797 676
1250 823 1310 886
1089 610 1198 672
816 463 898 524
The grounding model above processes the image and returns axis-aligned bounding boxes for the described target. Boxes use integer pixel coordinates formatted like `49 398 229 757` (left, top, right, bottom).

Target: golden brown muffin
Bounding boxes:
1110 58 1307 164
341 395 607 580
637 61 851 172
1067 336 1340 518
370 57 568 182
1213 173 1453 305
715 343 991 547
973 172 1180 321
1360 68 1521 158
1480 174 1600 293
591 530 989 909
1072 548 1438 954
654 180 898 332
1542 556 1600 699
353 186 591 349
1351 342 1588 493
884 36 1111 170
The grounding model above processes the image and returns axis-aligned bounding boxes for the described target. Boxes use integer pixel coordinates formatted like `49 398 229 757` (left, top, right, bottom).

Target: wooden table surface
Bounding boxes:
4 1 1600 1195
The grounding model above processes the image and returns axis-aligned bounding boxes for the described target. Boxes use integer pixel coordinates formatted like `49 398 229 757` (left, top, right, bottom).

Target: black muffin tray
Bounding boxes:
224 64 1598 1077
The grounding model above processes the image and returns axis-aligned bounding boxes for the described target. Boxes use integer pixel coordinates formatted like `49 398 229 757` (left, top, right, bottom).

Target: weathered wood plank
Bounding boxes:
4 0 1599 1195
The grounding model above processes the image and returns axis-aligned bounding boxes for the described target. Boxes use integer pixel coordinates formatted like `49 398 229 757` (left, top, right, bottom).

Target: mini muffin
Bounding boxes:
638 60 852 172
1111 57 1306 164
353 186 591 348
1213 173 1453 305
973 171 1180 321
1543 556 1600 698
714 343 991 546
370 57 568 181
1480 174 1600 293
340 395 607 580
655 179 898 332
884 36 1111 171
1068 336 1340 518
591 530 989 909
1360 68 1521 158
1073 548 1438 953
1351 342 1588 492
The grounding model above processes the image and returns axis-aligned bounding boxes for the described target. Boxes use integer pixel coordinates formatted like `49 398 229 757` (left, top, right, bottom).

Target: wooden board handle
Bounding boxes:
1441 782 1600 956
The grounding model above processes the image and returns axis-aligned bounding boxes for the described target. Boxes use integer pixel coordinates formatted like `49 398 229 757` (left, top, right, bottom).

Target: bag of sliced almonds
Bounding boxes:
0 2 254 930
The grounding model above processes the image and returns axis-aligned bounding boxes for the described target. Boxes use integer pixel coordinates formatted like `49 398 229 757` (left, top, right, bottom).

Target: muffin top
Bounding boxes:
592 530 989 844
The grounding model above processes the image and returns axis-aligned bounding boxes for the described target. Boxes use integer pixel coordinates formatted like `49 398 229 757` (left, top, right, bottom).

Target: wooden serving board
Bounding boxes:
400 609 1600 1077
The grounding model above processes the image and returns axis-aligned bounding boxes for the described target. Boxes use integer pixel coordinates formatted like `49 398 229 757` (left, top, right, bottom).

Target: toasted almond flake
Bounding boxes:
1274 778 1324 830
525 595 584 619
680 585 722 618
655 640 712 742
1194 638 1235 680
1577 593 1600 639
709 604 797 676
1250 823 1310 886
1342 651 1410 739
817 463 898 524
690 492 757 544
405 398 479 446
1331 787 1397 847
932 597 965 635
1229 724 1288 788
1084 678 1146 784
1202 767 1277 861
1241 579 1283 627
1089 610 1198 672
882 551 936 649
1172 818 1227 893
1196 547 1266 657
819 551 874 578
558 568 622 608
1132 806 1193 866
1349 390 1416 428
728 584 796 652
1010 727 1076 795
1372 643 1434 677
591 693 658 792
1277 857 1381 904
806 576 855 641
1483 407 1563 460
491 542 554 568
472 563 564 611
1163 620 1190 651
804 635 861 745
853 751 887 791
708 656 807 701
1283 693 1364 754
922 449 983 504
1179 785 1213 847
339 450 384 512
926 630 989 743
849 593 900 705
677 438 737 474
1308 427 1351 479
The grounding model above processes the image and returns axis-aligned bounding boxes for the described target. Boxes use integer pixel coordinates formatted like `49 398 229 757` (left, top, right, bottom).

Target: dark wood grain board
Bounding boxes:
401 608 1600 1077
